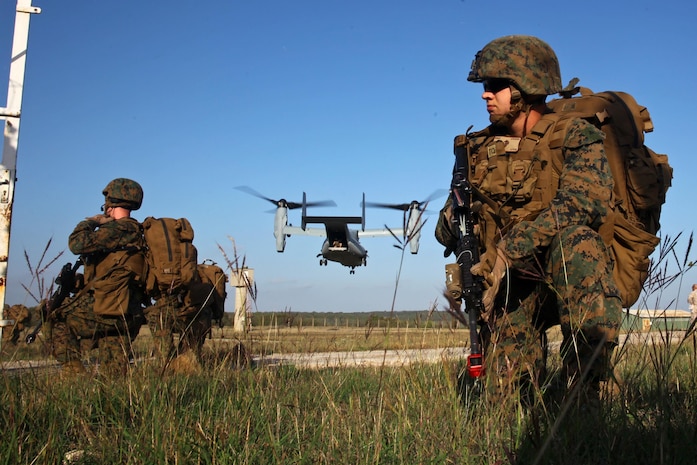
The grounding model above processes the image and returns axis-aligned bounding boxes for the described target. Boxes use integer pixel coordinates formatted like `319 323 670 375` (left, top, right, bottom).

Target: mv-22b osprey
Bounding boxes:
236 186 444 274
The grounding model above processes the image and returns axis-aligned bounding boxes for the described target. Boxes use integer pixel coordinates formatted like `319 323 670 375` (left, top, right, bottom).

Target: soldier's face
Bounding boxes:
482 80 512 121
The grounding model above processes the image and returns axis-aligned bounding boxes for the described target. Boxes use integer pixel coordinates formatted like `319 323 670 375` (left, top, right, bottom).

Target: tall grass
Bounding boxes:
2 347 697 464
2 233 697 464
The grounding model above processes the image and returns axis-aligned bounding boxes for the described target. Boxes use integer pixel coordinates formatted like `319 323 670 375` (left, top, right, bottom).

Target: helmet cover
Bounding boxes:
102 178 143 210
468 35 562 96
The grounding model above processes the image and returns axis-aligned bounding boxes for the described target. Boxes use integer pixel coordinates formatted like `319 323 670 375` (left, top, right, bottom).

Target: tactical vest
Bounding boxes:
86 248 146 284
80 222 147 316
458 109 668 308
81 219 147 285
465 115 569 216
456 114 602 270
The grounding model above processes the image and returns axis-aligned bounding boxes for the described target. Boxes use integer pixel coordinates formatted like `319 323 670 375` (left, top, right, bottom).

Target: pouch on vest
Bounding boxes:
92 267 133 316
609 214 660 307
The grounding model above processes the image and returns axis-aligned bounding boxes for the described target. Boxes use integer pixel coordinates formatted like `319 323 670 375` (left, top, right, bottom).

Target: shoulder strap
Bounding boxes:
516 113 568 210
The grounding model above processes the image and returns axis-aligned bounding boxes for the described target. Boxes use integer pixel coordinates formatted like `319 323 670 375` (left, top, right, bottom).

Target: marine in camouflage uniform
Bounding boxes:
435 36 621 401
146 292 212 373
146 258 216 372
48 178 148 376
1 304 31 345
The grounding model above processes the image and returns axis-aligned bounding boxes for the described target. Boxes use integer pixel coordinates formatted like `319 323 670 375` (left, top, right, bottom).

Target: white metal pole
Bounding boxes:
0 0 41 348
230 268 254 333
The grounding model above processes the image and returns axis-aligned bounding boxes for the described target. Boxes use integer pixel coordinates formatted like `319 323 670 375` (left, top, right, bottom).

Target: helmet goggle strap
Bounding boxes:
103 197 125 211
510 86 522 102
488 83 525 128
490 84 539 134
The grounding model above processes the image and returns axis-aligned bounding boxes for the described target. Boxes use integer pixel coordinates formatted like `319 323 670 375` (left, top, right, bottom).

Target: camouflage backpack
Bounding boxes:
142 217 200 297
546 86 673 307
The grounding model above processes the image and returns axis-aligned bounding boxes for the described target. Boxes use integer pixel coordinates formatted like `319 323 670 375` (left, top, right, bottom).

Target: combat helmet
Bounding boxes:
468 35 562 97
102 178 143 210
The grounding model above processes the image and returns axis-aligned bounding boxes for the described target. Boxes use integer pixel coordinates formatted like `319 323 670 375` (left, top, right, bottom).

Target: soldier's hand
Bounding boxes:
435 200 459 256
471 243 509 314
85 214 114 226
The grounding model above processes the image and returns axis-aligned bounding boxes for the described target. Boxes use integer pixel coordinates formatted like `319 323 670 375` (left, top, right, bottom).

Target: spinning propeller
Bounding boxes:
235 186 336 210
361 189 448 212
361 189 448 254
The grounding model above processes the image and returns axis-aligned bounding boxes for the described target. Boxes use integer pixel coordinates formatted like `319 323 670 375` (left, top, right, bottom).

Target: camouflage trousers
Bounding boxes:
47 292 143 375
486 225 622 398
145 295 212 365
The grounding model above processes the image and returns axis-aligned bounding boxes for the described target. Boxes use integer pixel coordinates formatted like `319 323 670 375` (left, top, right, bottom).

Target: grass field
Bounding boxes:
2 319 697 464
0 310 543 363
210 322 472 354
2 235 696 463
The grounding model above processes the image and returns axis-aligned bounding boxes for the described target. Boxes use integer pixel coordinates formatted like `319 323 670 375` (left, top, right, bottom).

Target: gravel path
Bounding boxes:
253 330 691 369
1 330 690 374
255 347 466 369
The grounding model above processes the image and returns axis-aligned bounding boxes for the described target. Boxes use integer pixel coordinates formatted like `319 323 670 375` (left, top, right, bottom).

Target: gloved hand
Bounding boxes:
85 214 113 226
435 199 459 256
470 242 509 314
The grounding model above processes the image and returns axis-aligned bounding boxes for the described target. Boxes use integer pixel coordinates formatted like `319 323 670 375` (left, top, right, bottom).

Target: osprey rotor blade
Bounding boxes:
235 185 279 206
363 189 448 212
295 199 337 209
236 186 336 210
363 200 412 211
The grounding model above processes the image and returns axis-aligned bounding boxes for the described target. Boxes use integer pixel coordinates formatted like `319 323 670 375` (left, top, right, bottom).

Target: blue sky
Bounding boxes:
1 0 695 313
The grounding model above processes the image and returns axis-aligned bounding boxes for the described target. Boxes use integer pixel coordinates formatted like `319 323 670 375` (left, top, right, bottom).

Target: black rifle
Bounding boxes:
450 134 485 384
25 259 83 344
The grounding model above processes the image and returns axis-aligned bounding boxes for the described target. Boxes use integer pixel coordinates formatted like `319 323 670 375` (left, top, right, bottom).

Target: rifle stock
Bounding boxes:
450 135 485 379
25 259 83 344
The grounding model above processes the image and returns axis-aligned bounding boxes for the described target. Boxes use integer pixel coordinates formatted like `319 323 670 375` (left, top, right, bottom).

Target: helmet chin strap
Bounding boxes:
489 85 528 130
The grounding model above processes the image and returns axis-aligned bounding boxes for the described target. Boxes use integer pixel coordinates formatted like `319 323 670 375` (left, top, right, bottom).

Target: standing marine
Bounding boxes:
435 35 622 403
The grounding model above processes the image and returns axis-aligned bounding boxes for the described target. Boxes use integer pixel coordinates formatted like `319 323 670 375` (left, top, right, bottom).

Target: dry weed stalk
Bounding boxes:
20 237 64 305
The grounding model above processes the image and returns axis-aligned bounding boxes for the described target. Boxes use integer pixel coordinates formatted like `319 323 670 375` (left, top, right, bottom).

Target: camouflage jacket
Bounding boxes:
436 115 613 271
69 217 146 283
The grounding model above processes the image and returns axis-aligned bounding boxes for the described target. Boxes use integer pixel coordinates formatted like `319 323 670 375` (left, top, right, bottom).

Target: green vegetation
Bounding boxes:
248 310 455 329
2 329 697 464
2 234 696 463
0 313 467 363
